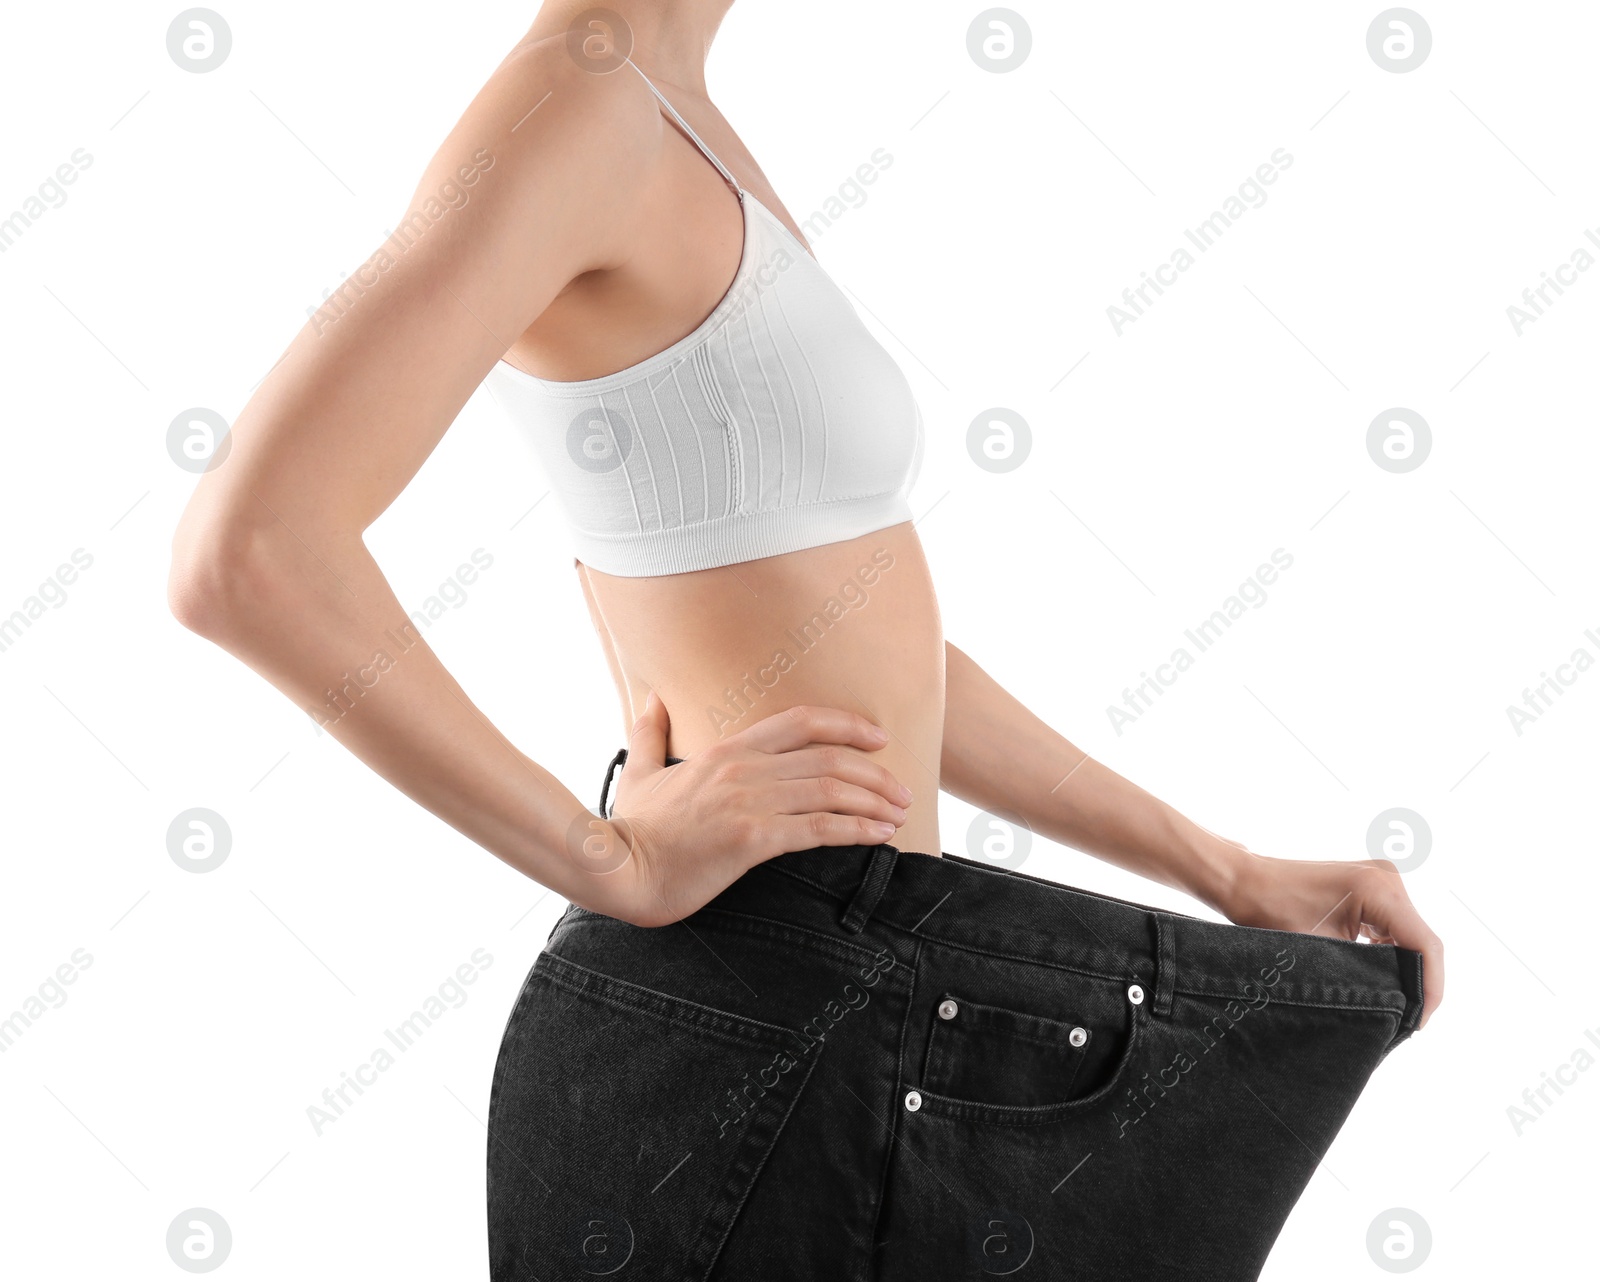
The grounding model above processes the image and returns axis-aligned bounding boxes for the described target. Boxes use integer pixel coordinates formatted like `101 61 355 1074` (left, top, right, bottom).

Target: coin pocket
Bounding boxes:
920 994 1104 1110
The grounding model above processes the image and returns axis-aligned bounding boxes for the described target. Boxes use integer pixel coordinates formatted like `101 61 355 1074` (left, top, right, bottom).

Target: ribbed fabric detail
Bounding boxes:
479 65 924 578
569 489 916 577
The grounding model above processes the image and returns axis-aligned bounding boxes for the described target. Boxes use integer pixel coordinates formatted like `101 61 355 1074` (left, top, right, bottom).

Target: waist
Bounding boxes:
716 844 1425 1028
582 523 945 851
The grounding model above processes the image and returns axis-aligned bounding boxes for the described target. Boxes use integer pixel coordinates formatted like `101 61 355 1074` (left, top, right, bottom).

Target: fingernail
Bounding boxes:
874 822 897 838
870 724 889 741
898 785 914 804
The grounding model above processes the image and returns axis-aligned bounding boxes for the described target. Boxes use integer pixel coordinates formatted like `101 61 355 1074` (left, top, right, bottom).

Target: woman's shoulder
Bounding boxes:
481 33 663 171
421 32 664 274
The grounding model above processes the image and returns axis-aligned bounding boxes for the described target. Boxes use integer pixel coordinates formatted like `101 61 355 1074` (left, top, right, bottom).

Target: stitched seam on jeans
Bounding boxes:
770 857 1211 931
925 997 1095 1053
939 998 1094 1045
940 853 1206 920
1173 984 1408 1014
535 953 803 1051
948 1023 1092 1052
1173 987 1408 1018
762 862 848 899
696 1038 827 1279
881 925 1147 990
562 898 896 973
911 1002 1147 1126
1408 950 1426 1030
924 1030 1086 1097
770 867 1393 1010
870 934 924 1266
766 867 1404 1009
694 905 898 971
924 1040 1086 1105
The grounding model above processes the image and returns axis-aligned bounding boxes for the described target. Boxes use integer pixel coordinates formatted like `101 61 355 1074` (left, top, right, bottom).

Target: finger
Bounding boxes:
734 704 892 758
770 777 908 828
1359 893 1445 1029
756 812 901 861
771 745 914 804
624 689 669 777
1417 932 1444 1028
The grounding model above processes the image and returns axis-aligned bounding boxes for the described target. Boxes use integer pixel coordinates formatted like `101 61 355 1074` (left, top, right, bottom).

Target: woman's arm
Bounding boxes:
167 42 908 926
941 641 1443 1024
168 45 646 903
941 642 1241 905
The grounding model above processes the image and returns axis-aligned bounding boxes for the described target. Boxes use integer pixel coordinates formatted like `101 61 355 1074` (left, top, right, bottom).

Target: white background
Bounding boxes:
2 1 1594 1276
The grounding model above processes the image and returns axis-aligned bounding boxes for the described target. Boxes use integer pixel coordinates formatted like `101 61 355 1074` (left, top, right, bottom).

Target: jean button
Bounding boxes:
904 1090 923 1112
1127 983 1145 1006
1069 1026 1088 1047
937 999 959 1021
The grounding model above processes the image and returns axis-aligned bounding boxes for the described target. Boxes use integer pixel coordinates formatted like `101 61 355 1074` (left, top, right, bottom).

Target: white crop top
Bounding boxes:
480 57 924 577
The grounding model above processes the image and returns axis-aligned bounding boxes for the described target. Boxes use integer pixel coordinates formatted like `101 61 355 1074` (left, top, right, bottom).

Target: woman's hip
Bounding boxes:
488 815 1426 1279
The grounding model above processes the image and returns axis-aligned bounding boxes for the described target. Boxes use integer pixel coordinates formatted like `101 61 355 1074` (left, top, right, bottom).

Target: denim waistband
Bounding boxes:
594 746 1424 1038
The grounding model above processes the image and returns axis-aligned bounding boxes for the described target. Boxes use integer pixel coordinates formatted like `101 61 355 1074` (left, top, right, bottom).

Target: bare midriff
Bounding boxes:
575 522 946 857
498 80 944 854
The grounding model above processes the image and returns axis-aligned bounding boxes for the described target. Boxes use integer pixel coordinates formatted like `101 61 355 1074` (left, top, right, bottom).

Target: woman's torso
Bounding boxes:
498 60 945 855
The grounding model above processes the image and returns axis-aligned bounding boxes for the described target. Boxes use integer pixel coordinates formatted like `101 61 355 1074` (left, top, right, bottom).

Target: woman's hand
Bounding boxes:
1218 843 1444 1028
572 693 914 928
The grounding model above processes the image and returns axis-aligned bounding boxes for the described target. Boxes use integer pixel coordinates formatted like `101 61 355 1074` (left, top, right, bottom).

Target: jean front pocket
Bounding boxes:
923 997 1094 1108
487 951 823 1281
909 973 1147 1126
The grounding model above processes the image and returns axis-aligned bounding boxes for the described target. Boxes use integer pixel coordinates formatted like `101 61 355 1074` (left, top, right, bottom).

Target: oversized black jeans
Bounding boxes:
486 748 1425 1280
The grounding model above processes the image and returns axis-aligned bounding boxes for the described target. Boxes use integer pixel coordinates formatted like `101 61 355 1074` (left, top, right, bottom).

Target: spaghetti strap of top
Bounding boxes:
480 53 925 578
623 56 741 196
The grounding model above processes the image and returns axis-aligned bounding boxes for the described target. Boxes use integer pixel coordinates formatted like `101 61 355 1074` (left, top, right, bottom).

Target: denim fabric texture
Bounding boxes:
485 748 1425 1280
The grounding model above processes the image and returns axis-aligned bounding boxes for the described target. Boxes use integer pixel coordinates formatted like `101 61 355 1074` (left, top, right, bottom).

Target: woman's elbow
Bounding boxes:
168 542 229 638
168 493 363 644
167 504 279 641
169 522 242 640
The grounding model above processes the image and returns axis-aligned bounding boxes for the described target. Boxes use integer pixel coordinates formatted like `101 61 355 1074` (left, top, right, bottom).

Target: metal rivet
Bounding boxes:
1069 1026 1088 1047
904 1090 922 1112
1127 983 1145 1006
937 999 959 1021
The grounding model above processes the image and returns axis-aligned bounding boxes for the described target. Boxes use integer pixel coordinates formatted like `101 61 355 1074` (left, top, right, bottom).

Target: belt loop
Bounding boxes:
600 750 686 819
1152 914 1177 1017
1394 948 1426 1047
841 845 898 934
598 747 628 819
